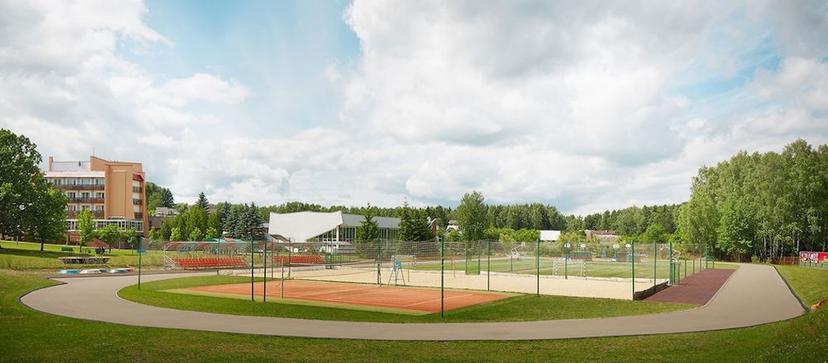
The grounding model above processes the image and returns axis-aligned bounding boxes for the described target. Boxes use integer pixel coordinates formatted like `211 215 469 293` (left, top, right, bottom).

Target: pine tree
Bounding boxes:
196 192 209 210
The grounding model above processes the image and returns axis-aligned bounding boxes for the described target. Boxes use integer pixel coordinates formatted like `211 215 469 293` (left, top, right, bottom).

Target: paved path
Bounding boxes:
645 269 735 305
20 264 804 341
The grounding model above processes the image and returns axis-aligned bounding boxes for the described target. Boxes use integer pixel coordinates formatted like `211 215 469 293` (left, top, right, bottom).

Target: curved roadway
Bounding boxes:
21 264 804 341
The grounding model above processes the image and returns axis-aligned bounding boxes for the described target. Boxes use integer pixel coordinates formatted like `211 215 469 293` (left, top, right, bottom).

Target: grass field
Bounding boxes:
119 275 692 323
1 265 826 362
0 240 166 269
775 264 828 305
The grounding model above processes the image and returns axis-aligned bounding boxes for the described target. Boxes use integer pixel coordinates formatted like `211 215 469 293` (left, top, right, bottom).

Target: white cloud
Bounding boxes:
1 0 827 213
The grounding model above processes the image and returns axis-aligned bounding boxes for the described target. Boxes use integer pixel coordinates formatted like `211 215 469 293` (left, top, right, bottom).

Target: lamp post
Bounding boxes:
17 203 31 244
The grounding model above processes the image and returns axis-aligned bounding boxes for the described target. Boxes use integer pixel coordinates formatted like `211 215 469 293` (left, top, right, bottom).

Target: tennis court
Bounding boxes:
178 279 512 314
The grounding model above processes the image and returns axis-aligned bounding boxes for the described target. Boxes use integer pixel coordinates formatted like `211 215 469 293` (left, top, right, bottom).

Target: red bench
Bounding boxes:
173 257 247 269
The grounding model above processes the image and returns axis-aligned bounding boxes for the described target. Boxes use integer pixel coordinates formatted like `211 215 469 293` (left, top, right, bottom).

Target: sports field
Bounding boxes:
415 256 704 280
271 266 665 300
174 280 511 314
2 264 827 361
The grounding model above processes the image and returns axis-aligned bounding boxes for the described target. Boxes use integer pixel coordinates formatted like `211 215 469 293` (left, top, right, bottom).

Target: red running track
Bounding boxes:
646 269 735 305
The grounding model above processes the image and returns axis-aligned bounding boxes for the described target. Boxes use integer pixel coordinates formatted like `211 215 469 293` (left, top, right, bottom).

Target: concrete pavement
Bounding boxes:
20 264 805 341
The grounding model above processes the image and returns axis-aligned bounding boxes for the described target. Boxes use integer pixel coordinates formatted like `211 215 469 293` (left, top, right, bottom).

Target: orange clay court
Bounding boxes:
182 280 512 314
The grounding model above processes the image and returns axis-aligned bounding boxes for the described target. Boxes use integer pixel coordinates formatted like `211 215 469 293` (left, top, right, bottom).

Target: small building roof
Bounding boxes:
269 211 400 242
539 230 561 241
44 170 105 178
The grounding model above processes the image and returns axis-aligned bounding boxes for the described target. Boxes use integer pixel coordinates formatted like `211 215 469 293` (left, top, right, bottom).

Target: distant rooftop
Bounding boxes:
44 170 105 178
50 160 91 171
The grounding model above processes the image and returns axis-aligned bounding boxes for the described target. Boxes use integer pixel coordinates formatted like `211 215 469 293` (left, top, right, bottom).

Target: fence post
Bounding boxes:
564 242 568 280
440 236 445 318
653 241 657 288
631 240 635 300
250 238 254 302
263 240 267 302
668 241 673 285
487 240 491 291
376 238 381 285
477 241 481 275
465 242 469 275
137 247 142 290
536 239 540 296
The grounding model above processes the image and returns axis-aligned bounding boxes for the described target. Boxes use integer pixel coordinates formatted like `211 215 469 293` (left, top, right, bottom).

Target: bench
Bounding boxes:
58 256 111 264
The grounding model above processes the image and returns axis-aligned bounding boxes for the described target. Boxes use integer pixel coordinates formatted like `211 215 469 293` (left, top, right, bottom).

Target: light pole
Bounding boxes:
17 203 31 244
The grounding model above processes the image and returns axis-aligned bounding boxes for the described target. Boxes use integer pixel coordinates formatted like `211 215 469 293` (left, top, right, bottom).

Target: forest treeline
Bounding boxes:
676 139 828 261
150 139 827 261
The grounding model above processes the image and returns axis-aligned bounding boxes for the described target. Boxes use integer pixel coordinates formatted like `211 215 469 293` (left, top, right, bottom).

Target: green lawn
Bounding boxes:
119 275 692 323
1 268 826 362
0 240 166 269
775 264 828 305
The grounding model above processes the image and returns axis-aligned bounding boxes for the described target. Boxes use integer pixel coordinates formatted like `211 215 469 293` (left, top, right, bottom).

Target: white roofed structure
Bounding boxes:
539 230 561 241
268 211 400 243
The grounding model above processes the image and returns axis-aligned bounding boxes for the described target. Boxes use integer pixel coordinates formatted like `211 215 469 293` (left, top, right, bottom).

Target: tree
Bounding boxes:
77 210 96 252
124 227 138 249
25 184 68 251
716 198 753 261
397 204 432 242
170 227 183 241
189 227 204 241
456 191 487 240
205 227 219 240
160 189 175 208
216 202 231 235
97 224 121 248
354 206 379 257
641 223 668 244
160 219 173 241
0 129 62 242
145 182 175 214
208 211 221 236
196 192 209 210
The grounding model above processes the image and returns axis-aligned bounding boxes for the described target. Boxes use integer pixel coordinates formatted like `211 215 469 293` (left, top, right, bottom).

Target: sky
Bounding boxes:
1 0 827 214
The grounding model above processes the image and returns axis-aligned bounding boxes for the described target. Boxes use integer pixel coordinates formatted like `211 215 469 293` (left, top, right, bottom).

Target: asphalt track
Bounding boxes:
20 264 805 341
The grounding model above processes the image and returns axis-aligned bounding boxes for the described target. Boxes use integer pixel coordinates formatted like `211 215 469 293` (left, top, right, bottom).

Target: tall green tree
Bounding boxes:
145 182 174 214
456 191 487 240
160 188 175 208
0 129 61 242
25 184 68 251
355 206 380 257
196 192 209 210
77 210 96 252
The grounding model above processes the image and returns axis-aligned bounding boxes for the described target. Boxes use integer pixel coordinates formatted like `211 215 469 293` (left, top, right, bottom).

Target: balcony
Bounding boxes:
133 199 142 205
66 210 104 218
54 184 105 191
132 186 143 193
68 197 104 204
134 212 143 219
